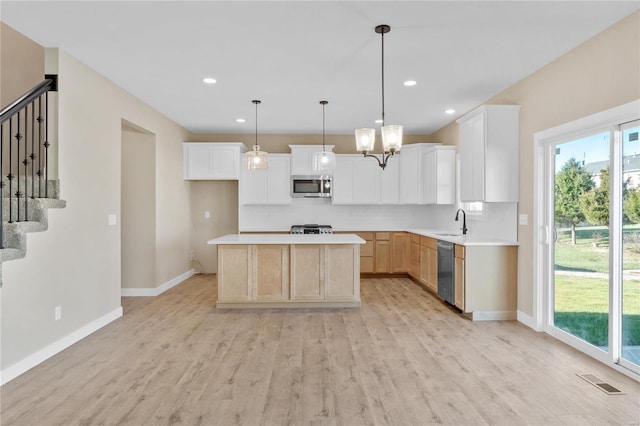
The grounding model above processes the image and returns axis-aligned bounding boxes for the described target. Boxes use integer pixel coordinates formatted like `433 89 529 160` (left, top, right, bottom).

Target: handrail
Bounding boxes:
0 79 54 126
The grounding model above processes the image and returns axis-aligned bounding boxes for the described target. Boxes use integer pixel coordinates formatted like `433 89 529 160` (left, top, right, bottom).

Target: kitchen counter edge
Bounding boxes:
405 229 518 246
235 229 518 246
208 234 366 245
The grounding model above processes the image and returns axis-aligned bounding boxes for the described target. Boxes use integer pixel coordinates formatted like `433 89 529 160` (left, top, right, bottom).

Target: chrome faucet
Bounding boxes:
455 208 468 235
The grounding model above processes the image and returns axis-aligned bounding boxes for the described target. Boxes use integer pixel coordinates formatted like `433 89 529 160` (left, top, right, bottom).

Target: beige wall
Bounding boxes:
1 48 191 370
0 22 44 107
186 133 434 154
432 11 640 318
190 181 238 273
121 123 156 289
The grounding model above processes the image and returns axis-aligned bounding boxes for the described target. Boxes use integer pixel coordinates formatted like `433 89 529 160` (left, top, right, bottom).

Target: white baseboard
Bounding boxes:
517 310 541 331
121 269 195 297
1 306 123 386
471 310 517 321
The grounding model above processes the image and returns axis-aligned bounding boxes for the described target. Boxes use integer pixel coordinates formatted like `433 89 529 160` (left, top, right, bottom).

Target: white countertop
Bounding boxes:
208 234 366 245
405 229 518 246
228 229 518 246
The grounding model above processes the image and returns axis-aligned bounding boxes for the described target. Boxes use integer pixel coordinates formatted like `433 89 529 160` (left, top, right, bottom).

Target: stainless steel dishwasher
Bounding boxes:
437 240 455 305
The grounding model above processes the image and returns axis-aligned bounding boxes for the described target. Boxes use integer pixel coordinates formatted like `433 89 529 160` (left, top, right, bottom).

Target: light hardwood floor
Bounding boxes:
2 275 639 425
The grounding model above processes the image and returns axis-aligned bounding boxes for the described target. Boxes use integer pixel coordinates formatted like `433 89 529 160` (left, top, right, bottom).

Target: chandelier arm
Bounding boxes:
363 152 387 169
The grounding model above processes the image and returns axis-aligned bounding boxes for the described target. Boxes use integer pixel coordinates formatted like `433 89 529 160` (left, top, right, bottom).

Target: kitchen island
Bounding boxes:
207 234 365 308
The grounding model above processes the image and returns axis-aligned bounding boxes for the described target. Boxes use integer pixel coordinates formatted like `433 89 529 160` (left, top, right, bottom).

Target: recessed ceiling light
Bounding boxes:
236 118 246 123
445 109 456 114
404 80 417 87
203 77 217 84
375 119 383 124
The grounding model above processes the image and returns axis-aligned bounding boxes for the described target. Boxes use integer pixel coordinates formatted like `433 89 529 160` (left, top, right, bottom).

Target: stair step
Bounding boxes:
0 247 25 262
0 178 60 200
0 197 66 254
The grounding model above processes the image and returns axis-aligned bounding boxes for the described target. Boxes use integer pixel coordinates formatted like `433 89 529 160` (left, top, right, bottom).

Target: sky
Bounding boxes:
554 125 640 173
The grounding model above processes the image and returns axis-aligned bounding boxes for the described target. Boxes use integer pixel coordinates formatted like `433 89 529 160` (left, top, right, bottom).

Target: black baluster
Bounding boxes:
23 103 29 221
37 96 43 198
8 118 13 223
30 100 36 200
1 124 4 248
44 91 49 198
16 111 22 222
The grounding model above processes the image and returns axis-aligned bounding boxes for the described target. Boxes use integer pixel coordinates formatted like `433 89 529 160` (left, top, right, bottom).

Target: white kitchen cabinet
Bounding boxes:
332 154 398 205
379 155 399 204
398 143 441 204
333 155 378 204
183 142 246 180
456 105 520 202
422 146 456 205
289 145 335 176
240 154 291 205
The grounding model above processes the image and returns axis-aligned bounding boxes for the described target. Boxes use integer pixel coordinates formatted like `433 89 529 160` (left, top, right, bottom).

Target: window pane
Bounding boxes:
553 132 610 349
621 122 640 368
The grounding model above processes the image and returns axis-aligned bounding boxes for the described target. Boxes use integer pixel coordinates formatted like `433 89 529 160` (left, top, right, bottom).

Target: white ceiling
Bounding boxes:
2 1 638 135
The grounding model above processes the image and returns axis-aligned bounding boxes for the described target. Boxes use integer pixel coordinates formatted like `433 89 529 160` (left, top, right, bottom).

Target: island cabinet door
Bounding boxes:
290 245 325 301
324 245 359 302
218 245 252 302
254 245 289 301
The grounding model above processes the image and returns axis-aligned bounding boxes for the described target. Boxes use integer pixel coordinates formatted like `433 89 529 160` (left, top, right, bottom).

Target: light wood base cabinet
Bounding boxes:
461 245 518 320
217 244 360 308
409 233 420 279
290 245 324 301
349 231 409 275
454 245 465 310
419 236 438 293
255 245 289 301
374 233 391 273
391 232 409 273
357 232 374 273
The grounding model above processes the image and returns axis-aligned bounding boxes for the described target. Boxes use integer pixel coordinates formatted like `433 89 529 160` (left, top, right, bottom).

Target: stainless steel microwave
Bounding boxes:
291 175 332 198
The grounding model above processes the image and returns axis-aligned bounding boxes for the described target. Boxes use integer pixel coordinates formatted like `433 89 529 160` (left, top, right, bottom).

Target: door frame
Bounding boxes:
533 99 640 379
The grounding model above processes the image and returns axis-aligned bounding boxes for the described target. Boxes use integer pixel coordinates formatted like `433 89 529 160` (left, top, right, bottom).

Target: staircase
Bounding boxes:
0 77 63 286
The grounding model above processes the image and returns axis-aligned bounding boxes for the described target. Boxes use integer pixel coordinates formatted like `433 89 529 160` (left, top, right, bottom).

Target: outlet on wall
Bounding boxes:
204 211 210 219
54 305 61 321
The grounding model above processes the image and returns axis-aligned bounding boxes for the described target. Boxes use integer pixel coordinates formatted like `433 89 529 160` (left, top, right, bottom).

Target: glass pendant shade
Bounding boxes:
381 125 403 152
246 145 268 170
355 128 376 152
312 151 336 171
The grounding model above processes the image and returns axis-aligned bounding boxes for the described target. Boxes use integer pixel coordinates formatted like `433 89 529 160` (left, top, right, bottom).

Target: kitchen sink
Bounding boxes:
435 233 462 237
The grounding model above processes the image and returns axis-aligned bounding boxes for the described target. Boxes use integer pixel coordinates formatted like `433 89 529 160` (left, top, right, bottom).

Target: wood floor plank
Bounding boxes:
1 275 639 426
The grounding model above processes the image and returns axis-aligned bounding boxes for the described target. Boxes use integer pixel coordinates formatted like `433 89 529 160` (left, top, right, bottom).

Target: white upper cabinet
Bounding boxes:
183 142 246 180
397 143 441 204
332 154 398 205
289 145 335 176
422 146 456 205
379 155 399 204
456 105 520 202
240 154 291 205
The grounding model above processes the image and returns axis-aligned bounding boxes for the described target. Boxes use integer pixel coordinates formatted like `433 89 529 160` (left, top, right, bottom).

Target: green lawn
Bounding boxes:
554 225 640 347
555 224 640 273
555 273 640 346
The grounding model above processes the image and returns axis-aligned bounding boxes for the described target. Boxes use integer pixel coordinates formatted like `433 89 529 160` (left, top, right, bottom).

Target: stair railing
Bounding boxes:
0 76 57 249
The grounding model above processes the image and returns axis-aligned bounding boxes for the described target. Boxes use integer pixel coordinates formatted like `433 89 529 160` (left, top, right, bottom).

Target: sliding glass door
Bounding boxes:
540 105 640 376
552 132 610 350
621 120 640 371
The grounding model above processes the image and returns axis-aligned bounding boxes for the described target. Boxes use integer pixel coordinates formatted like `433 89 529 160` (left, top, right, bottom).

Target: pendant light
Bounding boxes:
246 99 268 170
355 24 403 170
312 100 336 171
